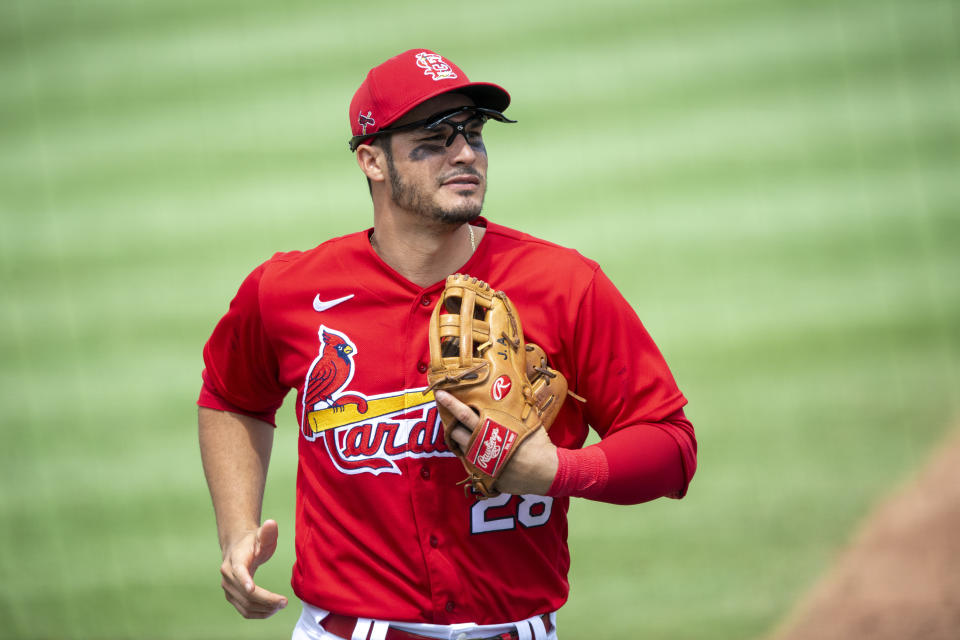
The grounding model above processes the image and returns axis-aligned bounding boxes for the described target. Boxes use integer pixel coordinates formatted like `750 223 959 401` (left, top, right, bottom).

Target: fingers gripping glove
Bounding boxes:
426 274 569 498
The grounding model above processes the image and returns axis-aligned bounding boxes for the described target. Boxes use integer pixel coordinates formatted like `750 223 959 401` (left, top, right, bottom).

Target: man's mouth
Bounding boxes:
441 173 482 187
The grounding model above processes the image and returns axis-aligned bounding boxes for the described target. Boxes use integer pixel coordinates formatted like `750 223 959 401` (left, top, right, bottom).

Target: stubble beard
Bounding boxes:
386 156 484 226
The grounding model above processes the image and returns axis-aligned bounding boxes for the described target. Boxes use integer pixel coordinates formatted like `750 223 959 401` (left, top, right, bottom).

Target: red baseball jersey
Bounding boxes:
199 219 688 624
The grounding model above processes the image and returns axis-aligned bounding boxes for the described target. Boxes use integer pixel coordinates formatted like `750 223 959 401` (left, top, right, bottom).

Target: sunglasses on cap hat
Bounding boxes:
348 106 516 152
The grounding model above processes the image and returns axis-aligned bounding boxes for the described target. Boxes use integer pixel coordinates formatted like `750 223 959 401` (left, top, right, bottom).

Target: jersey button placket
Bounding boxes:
405 285 453 622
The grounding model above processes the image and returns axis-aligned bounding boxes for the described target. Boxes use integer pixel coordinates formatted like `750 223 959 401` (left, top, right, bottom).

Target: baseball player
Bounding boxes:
198 49 697 640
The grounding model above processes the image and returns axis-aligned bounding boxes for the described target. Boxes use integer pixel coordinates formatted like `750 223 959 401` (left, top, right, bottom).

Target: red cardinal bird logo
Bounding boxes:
301 326 368 435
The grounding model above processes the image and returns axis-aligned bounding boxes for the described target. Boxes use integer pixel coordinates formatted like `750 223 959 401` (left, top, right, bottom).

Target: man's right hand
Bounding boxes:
219 519 288 618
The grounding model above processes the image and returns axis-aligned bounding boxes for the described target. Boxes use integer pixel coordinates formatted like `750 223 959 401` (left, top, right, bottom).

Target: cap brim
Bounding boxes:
383 81 511 130
457 82 511 113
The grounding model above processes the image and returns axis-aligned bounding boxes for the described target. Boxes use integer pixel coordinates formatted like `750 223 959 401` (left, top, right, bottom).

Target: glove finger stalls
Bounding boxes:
525 343 568 431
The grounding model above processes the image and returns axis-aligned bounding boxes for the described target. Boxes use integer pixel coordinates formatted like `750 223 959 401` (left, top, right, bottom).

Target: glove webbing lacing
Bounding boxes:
423 361 486 394
423 327 520 395
527 344 557 379
526 344 587 404
495 291 521 341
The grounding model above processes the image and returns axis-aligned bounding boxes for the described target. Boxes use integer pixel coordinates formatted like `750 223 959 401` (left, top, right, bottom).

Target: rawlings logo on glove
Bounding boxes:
425 273 571 498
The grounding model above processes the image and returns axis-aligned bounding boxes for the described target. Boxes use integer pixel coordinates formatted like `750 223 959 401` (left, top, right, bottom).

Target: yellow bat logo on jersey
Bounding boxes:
305 389 434 435
304 388 452 476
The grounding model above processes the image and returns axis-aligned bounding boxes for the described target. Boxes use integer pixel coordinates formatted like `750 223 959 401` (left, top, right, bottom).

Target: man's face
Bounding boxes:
381 93 489 225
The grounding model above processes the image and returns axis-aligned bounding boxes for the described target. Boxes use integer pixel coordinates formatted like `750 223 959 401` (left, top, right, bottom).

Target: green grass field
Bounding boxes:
2 0 958 638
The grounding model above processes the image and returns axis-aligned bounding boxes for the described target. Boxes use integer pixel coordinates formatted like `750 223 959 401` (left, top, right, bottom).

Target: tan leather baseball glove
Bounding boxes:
426 273 569 498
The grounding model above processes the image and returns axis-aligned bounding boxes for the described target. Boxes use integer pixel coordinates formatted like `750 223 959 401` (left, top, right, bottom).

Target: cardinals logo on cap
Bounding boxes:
415 52 457 81
357 111 375 135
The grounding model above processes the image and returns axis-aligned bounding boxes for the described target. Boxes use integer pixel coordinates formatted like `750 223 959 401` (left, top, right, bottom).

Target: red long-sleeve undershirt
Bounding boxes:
547 408 696 505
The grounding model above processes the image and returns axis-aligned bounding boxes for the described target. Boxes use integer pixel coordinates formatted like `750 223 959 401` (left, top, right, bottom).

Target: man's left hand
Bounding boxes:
434 390 559 496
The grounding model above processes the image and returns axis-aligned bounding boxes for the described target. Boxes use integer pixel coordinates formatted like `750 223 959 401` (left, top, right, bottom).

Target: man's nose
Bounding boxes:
448 131 478 164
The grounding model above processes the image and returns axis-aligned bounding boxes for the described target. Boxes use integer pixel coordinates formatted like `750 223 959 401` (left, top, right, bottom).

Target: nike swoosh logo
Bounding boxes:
313 293 355 312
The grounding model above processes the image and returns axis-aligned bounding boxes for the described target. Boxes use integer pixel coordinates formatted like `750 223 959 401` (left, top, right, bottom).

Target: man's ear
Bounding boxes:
356 144 387 183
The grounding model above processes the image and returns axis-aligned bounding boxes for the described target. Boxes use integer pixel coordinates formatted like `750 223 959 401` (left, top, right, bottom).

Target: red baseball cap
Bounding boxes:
349 49 511 150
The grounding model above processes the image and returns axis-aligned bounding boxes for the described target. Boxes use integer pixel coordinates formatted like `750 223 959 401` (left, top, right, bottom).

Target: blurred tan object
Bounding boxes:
770 427 960 640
